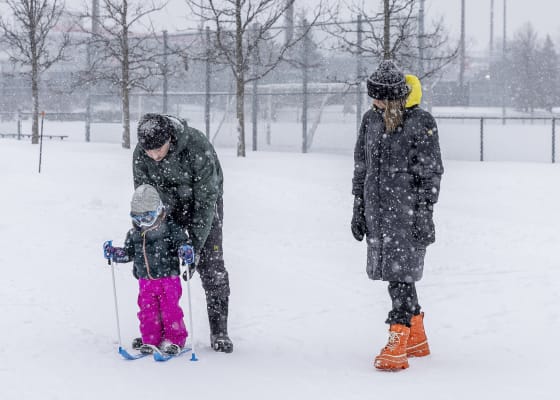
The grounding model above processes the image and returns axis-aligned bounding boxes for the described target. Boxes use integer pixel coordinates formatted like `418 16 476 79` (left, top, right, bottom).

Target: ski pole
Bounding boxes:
107 241 123 350
183 261 198 361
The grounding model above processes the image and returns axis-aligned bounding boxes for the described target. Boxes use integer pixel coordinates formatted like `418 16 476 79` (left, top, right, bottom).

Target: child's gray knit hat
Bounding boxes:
130 184 161 214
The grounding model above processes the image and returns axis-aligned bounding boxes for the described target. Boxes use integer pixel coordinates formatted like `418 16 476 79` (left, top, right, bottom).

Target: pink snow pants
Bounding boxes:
137 276 187 347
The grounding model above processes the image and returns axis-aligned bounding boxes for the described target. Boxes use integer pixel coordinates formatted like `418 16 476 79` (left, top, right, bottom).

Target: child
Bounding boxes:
103 184 195 355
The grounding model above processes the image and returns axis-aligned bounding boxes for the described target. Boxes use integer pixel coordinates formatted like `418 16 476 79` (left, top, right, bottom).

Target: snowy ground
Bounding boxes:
1 134 559 399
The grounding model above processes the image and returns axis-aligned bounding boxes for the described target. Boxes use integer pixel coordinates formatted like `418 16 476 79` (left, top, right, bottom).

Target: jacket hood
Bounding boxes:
163 115 189 153
405 75 422 108
165 115 186 134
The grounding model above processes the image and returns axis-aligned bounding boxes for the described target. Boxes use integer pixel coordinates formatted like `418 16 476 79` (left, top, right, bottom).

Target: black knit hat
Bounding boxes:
367 60 409 100
137 113 173 150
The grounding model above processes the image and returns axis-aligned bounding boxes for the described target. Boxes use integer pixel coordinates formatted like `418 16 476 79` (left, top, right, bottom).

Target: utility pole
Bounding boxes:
301 19 310 153
162 30 168 114
418 0 425 78
502 0 507 55
205 26 211 139
459 0 466 104
356 14 363 134
251 23 259 151
490 0 494 59
285 0 294 45
502 0 507 121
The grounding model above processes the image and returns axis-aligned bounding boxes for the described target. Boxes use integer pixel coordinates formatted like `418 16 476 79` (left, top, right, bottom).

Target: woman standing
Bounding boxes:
351 61 444 371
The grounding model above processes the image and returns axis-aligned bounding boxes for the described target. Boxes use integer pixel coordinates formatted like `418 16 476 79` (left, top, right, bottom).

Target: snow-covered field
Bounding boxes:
1 124 559 399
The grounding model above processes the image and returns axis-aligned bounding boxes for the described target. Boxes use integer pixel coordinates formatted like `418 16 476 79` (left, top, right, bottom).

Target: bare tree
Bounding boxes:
75 0 166 149
0 0 69 144
325 0 457 81
185 0 324 157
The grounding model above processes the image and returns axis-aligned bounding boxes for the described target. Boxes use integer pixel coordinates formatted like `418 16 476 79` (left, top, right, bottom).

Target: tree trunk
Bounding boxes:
31 21 39 145
235 0 245 157
122 79 130 149
121 1 130 149
31 59 39 144
383 0 391 59
236 75 245 157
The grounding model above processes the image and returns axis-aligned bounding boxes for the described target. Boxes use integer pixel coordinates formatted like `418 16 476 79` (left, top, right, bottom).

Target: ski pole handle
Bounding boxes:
103 240 113 265
178 244 195 265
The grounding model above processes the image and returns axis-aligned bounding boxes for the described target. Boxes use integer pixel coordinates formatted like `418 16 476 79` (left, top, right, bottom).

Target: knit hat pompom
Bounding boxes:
367 60 409 100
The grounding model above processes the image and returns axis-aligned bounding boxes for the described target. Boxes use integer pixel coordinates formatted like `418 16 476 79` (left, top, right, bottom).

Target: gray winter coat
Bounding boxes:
352 105 444 282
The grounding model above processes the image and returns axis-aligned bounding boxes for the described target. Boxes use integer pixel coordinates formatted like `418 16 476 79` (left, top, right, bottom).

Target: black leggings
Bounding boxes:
385 282 421 327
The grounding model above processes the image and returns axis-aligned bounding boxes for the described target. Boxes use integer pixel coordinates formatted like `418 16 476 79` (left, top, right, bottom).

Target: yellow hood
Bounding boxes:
405 74 422 108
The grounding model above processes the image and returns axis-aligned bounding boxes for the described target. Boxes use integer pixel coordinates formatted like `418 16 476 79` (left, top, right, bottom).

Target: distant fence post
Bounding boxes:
552 117 556 163
480 117 484 162
252 77 258 151
85 94 91 142
266 87 272 145
17 109 22 140
38 111 45 173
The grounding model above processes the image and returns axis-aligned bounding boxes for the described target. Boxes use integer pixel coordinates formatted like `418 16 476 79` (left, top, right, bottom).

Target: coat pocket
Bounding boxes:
412 206 435 247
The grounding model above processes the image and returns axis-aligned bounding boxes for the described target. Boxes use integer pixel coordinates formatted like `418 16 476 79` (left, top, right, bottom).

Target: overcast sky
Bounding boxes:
10 0 559 51
151 0 559 47
427 0 559 51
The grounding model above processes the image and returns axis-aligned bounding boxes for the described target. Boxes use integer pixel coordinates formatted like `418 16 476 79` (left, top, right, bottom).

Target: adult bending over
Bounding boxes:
133 113 233 353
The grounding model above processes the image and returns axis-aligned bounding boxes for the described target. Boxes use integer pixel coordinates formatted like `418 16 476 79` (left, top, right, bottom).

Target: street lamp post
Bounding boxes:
502 0 507 122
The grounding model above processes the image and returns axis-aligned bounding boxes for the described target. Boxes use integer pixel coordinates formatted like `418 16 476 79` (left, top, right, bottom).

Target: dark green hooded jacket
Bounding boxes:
122 214 189 280
133 115 223 253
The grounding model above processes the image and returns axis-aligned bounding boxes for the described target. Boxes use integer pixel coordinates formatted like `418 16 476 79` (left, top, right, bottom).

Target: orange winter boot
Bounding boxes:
407 312 430 357
374 324 410 371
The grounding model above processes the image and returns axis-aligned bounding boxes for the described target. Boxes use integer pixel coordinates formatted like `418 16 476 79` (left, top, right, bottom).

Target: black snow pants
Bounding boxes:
195 196 231 335
385 282 421 327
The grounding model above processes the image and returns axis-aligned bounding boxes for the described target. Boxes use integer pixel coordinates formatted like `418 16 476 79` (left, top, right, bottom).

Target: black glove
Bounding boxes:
182 263 196 281
351 196 367 241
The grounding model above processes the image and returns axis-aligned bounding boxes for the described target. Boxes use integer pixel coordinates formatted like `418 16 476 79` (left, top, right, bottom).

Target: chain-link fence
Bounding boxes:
2 107 558 163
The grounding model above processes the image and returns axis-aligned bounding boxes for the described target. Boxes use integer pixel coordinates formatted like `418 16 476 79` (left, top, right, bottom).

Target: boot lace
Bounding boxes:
385 331 403 350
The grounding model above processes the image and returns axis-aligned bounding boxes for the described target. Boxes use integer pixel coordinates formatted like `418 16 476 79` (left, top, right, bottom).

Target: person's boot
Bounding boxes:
207 295 233 353
139 344 154 355
374 324 410 371
161 343 181 356
132 337 143 350
406 312 430 357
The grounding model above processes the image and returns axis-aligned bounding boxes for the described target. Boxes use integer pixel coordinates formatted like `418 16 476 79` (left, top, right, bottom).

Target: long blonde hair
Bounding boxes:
382 98 407 133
